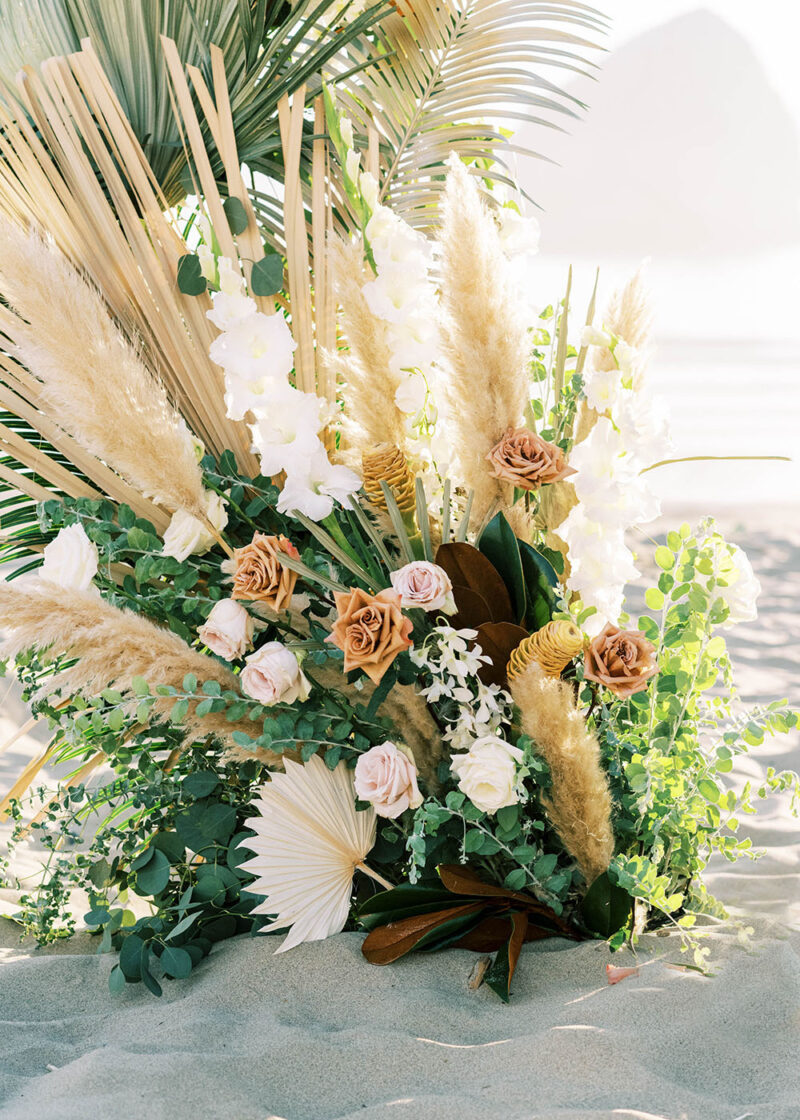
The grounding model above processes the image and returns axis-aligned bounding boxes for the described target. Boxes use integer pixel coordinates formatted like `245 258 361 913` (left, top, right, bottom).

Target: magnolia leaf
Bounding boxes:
472 622 530 687
435 542 513 624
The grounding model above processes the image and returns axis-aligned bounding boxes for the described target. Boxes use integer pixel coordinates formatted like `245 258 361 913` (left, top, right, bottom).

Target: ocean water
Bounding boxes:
533 250 800 512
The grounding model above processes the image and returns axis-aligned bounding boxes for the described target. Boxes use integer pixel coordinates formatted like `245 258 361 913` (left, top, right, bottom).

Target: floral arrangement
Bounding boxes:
0 14 797 1004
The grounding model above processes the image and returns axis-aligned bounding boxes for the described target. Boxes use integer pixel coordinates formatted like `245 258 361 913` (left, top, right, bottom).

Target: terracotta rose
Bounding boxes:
486 427 575 491
232 532 299 611
326 587 413 685
584 624 658 698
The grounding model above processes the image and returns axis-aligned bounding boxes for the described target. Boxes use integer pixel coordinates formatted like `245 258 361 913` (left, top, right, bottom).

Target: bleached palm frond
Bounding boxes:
241 754 379 952
333 0 608 226
0 0 391 236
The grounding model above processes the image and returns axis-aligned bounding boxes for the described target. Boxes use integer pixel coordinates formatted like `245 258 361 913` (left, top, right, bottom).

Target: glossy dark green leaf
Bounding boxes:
518 539 559 630
477 513 526 623
580 872 633 938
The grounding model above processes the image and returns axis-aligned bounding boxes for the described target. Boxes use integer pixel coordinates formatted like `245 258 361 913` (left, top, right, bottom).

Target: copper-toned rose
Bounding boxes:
584 624 658 698
231 532 299 611
486 427 575 491
326 588 413 685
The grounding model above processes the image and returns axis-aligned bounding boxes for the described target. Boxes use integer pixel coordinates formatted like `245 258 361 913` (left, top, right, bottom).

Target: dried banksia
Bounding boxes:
508 620 584 682
362 444 416 514
510 663 614 885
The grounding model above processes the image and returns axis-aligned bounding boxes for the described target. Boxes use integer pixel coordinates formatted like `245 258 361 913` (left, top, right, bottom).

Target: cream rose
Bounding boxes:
198 599 254 662
450 735 524 815
162 491 228 563
389 562 456 615
240 642 311 706
354 742 423 819
40 523 98 591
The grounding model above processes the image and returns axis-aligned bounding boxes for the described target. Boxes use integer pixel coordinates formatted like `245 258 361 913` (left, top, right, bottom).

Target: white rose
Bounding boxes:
162 490 229 563
198 599 255 661
697 538 761 628
240 641 311 705
390 562 456 614
450 735 524 815
40 523 98 591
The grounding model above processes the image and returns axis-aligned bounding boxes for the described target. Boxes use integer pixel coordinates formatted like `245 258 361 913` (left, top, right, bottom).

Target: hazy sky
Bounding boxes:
607 1 800 127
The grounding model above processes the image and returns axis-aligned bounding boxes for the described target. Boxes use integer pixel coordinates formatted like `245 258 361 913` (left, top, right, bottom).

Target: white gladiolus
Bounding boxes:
197 244 217 285
339 116 354 150
394 372 427 414
162 490 228 563
359 170 379 212
450 736 524 815
209 309 297 383
496 206 540 257
39 523 98 591
277 447 360 521
583 367 625 414
345 148 361 183
206 289 257 332
581 324 613 348
217 256 246 295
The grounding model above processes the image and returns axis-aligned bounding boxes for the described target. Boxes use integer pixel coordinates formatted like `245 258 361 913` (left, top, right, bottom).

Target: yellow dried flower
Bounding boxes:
361 443 416 513
507 620 584 682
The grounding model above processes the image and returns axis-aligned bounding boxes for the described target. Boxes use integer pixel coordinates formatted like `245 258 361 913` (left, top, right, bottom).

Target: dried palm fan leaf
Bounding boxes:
0 38 264 470
0 0 392 242
330 0 608 227
241 754 386 952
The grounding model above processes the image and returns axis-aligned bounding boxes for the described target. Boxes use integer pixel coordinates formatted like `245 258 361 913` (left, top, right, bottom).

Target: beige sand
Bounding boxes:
0 512 797 1120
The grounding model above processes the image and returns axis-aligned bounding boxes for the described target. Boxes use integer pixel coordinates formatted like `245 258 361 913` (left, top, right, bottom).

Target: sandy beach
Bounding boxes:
0 511 798 1120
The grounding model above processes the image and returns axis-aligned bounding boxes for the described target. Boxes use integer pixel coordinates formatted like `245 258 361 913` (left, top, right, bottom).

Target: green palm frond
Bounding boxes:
332 0 608 225
0 0 391 219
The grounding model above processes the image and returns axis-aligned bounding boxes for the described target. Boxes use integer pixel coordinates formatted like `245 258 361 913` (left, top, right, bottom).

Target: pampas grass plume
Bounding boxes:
437 156 531 522
0 218 207 519
510 662 614 884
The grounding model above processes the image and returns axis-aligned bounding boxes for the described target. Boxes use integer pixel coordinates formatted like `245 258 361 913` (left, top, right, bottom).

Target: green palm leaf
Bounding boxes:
0 0 391 219
332 0 608 225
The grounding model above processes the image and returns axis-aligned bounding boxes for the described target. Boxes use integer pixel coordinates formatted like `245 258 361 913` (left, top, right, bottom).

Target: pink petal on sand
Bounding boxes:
606 964 640 985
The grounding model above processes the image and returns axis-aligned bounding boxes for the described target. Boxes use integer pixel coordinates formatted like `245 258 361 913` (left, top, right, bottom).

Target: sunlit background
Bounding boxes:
516 1 800 512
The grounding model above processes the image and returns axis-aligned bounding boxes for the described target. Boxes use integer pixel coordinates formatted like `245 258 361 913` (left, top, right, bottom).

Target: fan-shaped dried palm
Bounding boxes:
241 754 385 952
332 0 608 226
0 0 391 236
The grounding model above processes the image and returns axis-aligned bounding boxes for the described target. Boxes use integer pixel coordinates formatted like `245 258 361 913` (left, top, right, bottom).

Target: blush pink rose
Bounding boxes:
198 598 254 661
354 742 423 819
389 561 456 614
240 641 311 706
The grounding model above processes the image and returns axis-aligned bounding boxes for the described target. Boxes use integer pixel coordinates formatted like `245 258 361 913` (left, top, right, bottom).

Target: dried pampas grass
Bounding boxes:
325 238 406 452
510 662 614 885
437 157 531 523
0 579 277 761
0 218 207 520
